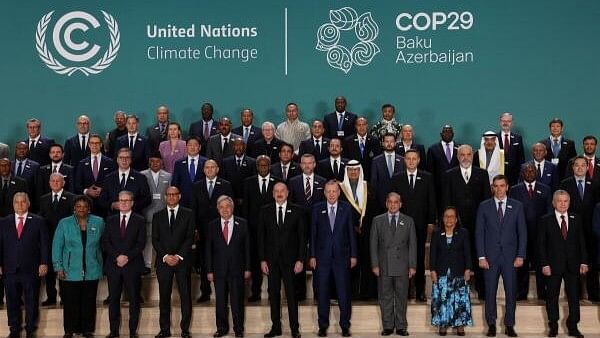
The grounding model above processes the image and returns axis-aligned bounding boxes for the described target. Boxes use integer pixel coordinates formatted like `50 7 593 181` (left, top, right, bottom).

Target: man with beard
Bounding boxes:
299 120 330 162
106 111 128 158
206 117 241 164
343 117 381 180
37 144 74 196
566 135 600 180
474 131 505 185
496 113 525 186
371 133 405 211
317 138 348 181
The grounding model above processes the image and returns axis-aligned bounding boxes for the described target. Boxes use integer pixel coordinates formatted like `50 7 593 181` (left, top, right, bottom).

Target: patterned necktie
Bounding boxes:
552 138 560 158
497 201 504 222
328 206 336 231
120 215 127 238
53 165 58 173
223 220 229 244
305 177 312 201
464 171 469 183
338 113 344 131
577 180 584 200
17 216 24 239
528 184 534 199
589 159 595 179
445 143 452 163
359 138 365 158
92 155 99 180
504 134 510 156
560 215 568 240
189 158 196 181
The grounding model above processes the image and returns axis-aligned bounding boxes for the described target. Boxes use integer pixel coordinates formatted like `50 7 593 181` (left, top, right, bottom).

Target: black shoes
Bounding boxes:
82 333 94 338
416 294 427 302
396 329 409 336
235 332 244 337
486 325 496 337
341 328 351 337
264 329 282 337
381 329 394 336
247 295 261 302
213 331 227 338
155 332 171 338
291 332 301 338
438 328 447 336
317 328 327 337
106 334 119 338
568 328 584 338
181 332 191 338
63 334 74 338
548 327 558 337
505 326 518 337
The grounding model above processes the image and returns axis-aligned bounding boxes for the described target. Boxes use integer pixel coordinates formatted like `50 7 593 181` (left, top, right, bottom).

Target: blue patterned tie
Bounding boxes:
189 158 196 182
577 180 584 200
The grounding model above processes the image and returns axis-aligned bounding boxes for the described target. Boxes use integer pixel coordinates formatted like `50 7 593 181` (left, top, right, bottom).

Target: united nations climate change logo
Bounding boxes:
35 10 120 76
316 7 380 74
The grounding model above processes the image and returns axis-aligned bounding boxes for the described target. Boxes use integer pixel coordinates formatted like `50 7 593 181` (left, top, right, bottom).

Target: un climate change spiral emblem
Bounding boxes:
35 10 120 76
316 7 380 74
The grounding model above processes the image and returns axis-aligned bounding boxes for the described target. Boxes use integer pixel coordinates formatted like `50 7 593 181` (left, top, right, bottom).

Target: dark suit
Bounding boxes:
475 198 527 327
63 134 90 167
323 111 357 139
427 142 460 209
11 159 39 202
343 135 382 180
38 191 75 303
520 160 559 191
115 134 151 171
242 175 282 298
396 143 426 170
370 153 405 210
152 206 195 334
102 212 146 335
0 176 28 217
188 119 219 156
74 155 116 216
171 156 207 207
538 212 587 330
251 138 283 163
566 156 600 181
24 137 55 166
310 200 357 330
541 136 577 181
429 227 472 277
37 162 75 196
205 133 240 164
106 128 128 159
299 137 331 162
0 213 49 335
191 177 233 297
257 203 306 333
220 155 256 209
99 169 151 216
509 182 551 299
317 157 349 182
232 125 263 155
270 161 300 183
390 170 436 298
205 216 251 335
559 176 599 299
497 132 525 185
592 203 600 264
145 123 168 154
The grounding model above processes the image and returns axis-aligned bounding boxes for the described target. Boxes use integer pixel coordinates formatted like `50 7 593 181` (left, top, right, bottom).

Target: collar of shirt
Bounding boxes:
52 161 63 168
584 155 596 161
575 176 586 182
276 201 287 211
384 151 395 158
550 135 562 143
534 159 544 166
357 133 368 140
120 211 132 223
502 132 511 139
235 155 245 162
388 212 399 222
221 133 231 140
402 142 412 149
407 169 418 177
188 155 199 162
461 166 472 176
168 205 180 217
79 133 90 139
119 169 131 177
90 152 102 159
313 136 322 143
206 177 216 185
151 170 160 179
30 135 40 143
327 202 338 212
128 132 138 138
303 173 314 181
16 159 26 166
204 119 213 126
14 213 28 226
258 174 271 184
526 181 536 189
555 210 568 227
337 111 346 116
442 141 454 148
494 197 507 204
330 156 341 163
52 189 64 199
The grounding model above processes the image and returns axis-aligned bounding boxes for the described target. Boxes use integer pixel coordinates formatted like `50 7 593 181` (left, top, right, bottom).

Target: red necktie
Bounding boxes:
527 184 534 199
504 134 510 156
223 220 229 244
560 215 568 240
589 159 594 179
17 216 24 239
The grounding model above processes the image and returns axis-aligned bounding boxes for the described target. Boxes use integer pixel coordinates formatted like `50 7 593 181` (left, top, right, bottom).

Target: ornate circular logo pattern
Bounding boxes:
36 10 120 76
316 7 380 74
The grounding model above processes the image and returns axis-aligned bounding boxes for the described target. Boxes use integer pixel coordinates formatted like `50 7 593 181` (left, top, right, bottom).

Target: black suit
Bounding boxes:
317 157 348 181
565 156 600 182
63 134 90 167
99 169 151 216
74 155 116 216
270 161 300 183
0 176 28 217
427 142 460 209
11 159 39 207
242 175 282 298
205 216 251 335
559 176 599 300
396 143 426 170
145 123 168 154
323 111 357 139
24 137 55 166
106 128 128 159
188 119 219 156
220 155 256 209
37 162 75 196
115 134 151 171
232 125 263 155
391 170 436 298
299 137 331 162
343 135 382 180
429 227 472 277
205 134 239 164
257 203 306 333
538 212 587 330
442 166 491 297
497 132 525 185
191 177 233 297
541 136 577 181
38 191 75 302
370 153 406 210
251 138 283 163
102 212 146 335
152 206 195 335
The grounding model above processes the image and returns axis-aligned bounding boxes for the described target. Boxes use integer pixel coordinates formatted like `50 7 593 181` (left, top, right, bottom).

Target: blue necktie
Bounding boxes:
387 154 394 177
359 139 365 158
552 138 560 158
338 113 344 131
328 206 336 231
577 180 584 200
208 180 214 198
189 158 196 182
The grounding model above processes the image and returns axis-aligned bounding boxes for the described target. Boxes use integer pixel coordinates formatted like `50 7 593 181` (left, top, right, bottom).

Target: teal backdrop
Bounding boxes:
1 0 599 154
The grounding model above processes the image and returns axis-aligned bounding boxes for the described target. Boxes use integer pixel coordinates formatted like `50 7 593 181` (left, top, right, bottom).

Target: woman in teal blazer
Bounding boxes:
52 195 105 338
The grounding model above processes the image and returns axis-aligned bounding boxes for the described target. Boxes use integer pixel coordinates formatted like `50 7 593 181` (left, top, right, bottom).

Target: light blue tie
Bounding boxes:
328 206 336 231
552 138 560 158
243 127 249 143
386 154 394 177
577 179 584 199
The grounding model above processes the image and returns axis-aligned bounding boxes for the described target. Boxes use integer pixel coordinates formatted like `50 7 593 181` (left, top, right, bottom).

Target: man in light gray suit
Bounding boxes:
141 153 171 274
370 192 417 336
0 143 9 159
206 117 241 164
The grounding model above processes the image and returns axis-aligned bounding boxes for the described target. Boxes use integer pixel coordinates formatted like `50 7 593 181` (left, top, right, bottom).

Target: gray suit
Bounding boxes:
370 212 417 331
0 143 9 159
141 168 171 268
205 133 241 164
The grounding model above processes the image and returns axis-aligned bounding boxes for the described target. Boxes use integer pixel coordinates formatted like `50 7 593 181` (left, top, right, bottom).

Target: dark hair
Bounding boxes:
404 149 419 157
186 136 202 145
279 142 294 153
148 151 162 159
88 133 103 143
49 143 64 152
73 195 93 210
126 114 139 122
548 118 563 128
583 135 598 144
492 174 508 184
381 103 395 112
440 206 462 228
382 132 397 140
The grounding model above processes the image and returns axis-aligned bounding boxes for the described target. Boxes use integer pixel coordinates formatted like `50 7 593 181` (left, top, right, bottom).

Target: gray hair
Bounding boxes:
216 195 234 208
13 192 30 203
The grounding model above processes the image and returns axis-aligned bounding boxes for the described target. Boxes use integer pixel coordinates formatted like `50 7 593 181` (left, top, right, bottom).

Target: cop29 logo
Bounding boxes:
35 11 120 76
316 7 380 74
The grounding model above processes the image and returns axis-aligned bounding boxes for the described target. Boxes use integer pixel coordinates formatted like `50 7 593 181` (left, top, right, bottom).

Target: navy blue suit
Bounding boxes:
540 136 577 181
497 132 525 185
520 160 559 191
171 156 207 207
475 198 527 327
310 200 357 330
270 162 300 183
115 134 151 171
396 143 426 170
220 155 256 209
232 125 263 155
323 111 357 140
36 162 75 196
11 159 39 198
0 213 49 334
24 137 55 166
99 170 151 216
509 182 551 299
73 155 116 194
188 120 219 156
63 134 90 167
299 137 331 162
288 174 326 210
343 135 381 180
370 153 405 210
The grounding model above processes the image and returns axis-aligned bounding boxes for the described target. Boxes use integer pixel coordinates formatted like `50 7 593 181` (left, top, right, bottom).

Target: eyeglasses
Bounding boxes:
165 193 180 196
118 199 133 202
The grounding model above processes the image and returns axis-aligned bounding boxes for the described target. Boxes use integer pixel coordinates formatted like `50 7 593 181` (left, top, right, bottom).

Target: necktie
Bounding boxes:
223 220 229 244
282 165 288 181
338 113 344 131
315 139 321 154
464 171 469 183
504 134 510 156
29 140 35 151
328 206 336 231
589 159 595 179
391 214 397 229
153 173 159 188
16 161 23 176
92 155 99 180
359 138 365 158
204 122 210 141
189 158 196 181
445 143 452 163
129 135 135 150
159 123 165 134
261 178 267 195
169 209 175 227
552 138 560 158
53 193 59 205
560 215 568 240
333 159 339 177
409 174 415 189
53 165 58 173
81 135 86 152
223 137 229 151
1 179 7 192
497 201 504 222
537 163 542 179
208 180 214 198
236 159 242 170
577 179 584 199
386 154 393 177
121 173 127 188
243 128 249 143
17 216 24 239
120 215 127 238
528 184 534 199
305 177 312 201
278 206 283 227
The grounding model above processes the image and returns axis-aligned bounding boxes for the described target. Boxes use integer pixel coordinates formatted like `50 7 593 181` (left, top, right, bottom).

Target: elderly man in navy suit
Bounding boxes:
310 180 357 337
0 192 49 338
476 174 527 337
